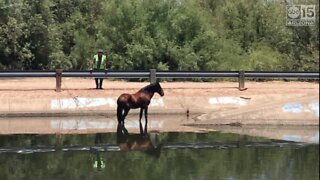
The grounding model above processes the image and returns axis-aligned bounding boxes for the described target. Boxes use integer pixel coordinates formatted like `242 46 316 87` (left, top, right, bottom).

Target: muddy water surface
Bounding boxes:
0 115 318 180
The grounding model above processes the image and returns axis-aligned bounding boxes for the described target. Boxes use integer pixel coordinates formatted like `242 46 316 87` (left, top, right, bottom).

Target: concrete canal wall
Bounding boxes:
0 78 318 125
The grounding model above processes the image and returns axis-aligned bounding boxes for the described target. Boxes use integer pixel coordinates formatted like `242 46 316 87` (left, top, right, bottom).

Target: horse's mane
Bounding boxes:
139 82 159 93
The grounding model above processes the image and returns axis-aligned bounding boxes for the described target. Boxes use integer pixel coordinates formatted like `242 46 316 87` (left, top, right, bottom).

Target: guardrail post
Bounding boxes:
150 69 157 84
55 69 62 92
238 71 246 91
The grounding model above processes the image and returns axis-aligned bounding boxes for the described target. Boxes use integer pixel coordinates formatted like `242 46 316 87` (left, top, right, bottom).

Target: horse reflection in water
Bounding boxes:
117 82 164 133
116 123 162 157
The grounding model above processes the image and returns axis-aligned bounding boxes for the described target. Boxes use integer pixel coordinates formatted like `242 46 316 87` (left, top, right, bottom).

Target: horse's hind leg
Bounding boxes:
122 108 130 123
117 106 129 124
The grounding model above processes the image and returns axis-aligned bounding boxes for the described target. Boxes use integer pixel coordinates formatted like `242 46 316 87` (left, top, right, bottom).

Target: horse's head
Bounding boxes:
155 82 164 96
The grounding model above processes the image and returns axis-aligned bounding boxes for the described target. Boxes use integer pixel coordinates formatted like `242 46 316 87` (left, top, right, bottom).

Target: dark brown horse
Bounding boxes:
117 82 164 131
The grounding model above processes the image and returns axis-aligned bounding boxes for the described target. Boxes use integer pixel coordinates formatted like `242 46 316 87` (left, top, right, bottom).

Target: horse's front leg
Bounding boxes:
144 106 148 134
139 108 144 134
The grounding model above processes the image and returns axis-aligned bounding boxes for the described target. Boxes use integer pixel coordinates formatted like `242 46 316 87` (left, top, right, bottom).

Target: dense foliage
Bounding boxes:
0 0 319 71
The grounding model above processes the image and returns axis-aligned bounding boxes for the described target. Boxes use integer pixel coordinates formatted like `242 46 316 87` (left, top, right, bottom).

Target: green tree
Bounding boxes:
0 0 318 72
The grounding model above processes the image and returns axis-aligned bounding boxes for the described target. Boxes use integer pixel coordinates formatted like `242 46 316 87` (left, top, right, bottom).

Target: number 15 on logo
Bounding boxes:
287 5 316 26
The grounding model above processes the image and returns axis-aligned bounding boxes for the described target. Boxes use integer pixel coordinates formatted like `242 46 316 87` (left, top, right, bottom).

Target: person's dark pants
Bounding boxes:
95 78 104 89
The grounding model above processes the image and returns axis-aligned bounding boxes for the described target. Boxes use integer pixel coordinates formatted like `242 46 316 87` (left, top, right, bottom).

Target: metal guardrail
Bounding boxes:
0 70 319 91
0 70 318 78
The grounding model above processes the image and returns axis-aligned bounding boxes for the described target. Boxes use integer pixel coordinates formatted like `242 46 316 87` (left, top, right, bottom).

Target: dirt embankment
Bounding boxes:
0 78 319 125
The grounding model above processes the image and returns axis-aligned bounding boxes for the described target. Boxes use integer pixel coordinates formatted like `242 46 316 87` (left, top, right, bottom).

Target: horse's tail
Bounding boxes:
117 94 130 124
117 104 123 124
117 96 125 124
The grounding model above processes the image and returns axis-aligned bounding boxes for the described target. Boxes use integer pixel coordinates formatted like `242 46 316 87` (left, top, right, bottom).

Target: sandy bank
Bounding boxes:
0 78 318 125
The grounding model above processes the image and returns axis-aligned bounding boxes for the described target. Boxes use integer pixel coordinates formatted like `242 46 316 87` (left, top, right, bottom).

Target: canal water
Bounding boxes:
0 129 318 180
